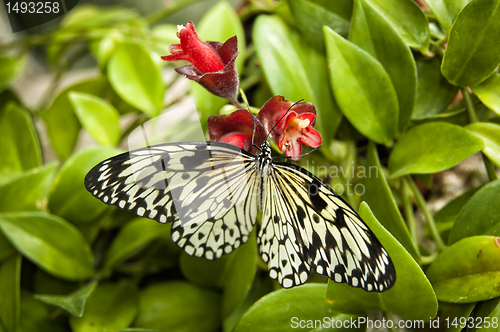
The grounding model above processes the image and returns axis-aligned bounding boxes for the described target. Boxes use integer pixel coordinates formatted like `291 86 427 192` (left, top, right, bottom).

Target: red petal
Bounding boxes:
179 22 224 73
298 127 322 148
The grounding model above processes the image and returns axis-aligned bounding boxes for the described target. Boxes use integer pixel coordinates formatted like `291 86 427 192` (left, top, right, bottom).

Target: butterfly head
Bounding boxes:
259 141 272 158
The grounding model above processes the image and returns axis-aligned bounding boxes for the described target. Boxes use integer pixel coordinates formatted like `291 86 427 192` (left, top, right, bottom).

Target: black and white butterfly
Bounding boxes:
85 136 396 291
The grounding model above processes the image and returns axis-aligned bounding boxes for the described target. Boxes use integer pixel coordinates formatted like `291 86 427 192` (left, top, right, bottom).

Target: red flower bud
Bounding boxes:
208 109 266 155
161 22 240 101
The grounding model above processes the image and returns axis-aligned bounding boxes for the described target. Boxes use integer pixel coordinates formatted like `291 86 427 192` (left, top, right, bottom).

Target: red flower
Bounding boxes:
208 109 266 155
161 22 240 102
257 96 322 160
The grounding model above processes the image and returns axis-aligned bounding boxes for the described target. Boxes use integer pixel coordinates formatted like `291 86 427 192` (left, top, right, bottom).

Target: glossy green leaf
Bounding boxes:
0 102 41 182
473 73 500 116
424 0 469 33
432 186 481 243
0 54 26 93
413 57 459 119
20 290 66 332
69 92 121 146
312 0 353 21
0 161 58 213
42 77 109 160
448 179 500 244
0 232 15 262
254 16 343 147
326 203 437 320
432 302 475 332
35 281 97 317
181 232 257 318
288 0 350 50
61 5 138 28
135 281 221 332
427 236 500 303
104 218 171 273
469 298 500 331
366 0 430 51
360 142 419 258
0 254 21 332
466 122 500 167
234 284 363 332
0 212 93 280
108 42 164 117
350 0 416 133
324 27 398 144
48 146 122 223
388 122 484 178
441 0 500 86
70 283 138 332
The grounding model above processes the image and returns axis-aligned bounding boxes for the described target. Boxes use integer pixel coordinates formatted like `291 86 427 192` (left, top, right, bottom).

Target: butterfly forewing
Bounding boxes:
85 142 260 260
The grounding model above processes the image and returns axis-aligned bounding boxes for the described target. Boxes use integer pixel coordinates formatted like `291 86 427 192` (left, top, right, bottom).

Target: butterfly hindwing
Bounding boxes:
260 162 396 291
85 142 260 260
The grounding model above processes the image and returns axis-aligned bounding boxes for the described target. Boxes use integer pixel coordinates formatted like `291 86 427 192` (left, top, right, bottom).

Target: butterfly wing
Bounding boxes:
258 162 396 292
85 142 260 260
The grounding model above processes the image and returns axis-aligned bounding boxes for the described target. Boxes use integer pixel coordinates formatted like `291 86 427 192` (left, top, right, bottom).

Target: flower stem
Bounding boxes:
406 176 447 252
402 177 421 258
482 153 498 181
462 87 479 123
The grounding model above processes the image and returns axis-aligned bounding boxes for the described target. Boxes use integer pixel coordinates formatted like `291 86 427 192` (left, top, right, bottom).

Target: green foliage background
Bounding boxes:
1 0 500 331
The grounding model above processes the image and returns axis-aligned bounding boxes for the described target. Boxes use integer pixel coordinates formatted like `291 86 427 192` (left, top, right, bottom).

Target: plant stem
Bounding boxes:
402 177 421 258
406 176 447 252
462 87 479 123
482 153 498 181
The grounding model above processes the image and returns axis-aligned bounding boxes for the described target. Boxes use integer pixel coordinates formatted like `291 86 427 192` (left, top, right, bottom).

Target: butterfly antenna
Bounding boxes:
266 99 304 141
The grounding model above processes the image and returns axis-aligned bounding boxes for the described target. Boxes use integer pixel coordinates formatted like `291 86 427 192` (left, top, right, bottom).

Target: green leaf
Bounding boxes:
360 142 419 258
288 0 350 50
350 0 417 133
466 122 500 167
414 58 459 119
254 16 314 107
70 283 138 332
441 0 500 87
0 162 58 213
388 122 484 178
48 146 122 223
20 290 66 332
61 5 138 28
41 77 109 160
0 255 21 332
254 16 343 147
427 236 500 303
448 179 500 244
468 298 500 331
180 232 258 318
69 92 121 146
234 284 363 332
0 54 26 93
0 102 42 182
35 281 97 317
0 212 93 280
135 281 221 332
324 27 398 144
104 218 171 273
432 302 475 332
0 232 15 263
108 42 164 118
432 186 481 243
473 73 500 116
326 202 437 320
424 0 469 33
366 0 430 51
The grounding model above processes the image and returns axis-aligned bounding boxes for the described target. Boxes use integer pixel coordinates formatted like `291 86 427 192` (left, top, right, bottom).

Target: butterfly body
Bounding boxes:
85 140 396 291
